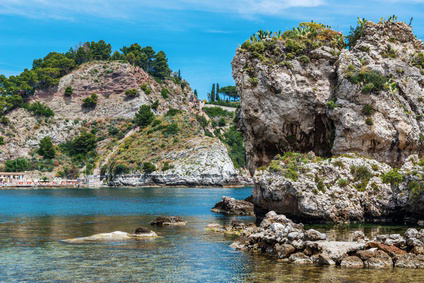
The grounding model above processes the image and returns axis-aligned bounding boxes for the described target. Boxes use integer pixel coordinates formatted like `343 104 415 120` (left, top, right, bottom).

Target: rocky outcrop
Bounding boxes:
233 21 424 174
207 220 253 236
232 211 424 268
150 216 187 226
63 229 158 243
211 196 254 215
253 153 424 223
110 138 252 187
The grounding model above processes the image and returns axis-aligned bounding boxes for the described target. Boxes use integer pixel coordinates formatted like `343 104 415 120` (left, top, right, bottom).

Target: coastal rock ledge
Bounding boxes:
211 196 255 216
232 211 424 268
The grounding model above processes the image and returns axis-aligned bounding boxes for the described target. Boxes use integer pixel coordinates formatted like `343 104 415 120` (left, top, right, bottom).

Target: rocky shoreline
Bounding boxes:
228 211 424 269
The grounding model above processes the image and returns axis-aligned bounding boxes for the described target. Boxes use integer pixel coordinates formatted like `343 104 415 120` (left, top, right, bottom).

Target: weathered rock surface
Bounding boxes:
150 216 187 226
253 153 424 223
63 229 157 243
233 21 424 174
206 220 253 236
211 196 255 216
110 139 252 187
232 211 424 268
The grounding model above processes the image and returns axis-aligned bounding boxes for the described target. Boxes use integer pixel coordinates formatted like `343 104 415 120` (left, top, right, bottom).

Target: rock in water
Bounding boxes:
62 230 157 243
150 216 187 226
211 196 255 216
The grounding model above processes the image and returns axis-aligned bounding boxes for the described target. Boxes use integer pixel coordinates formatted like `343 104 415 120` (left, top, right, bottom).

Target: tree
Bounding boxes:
194 89 198 99
38 136 56 159
211 84 215 102
5 157 30 172
134 105 154 128
220 86 239 101
70 131 97 156
65 86 73 97
82 93 98 108
153 51 171 79
216 83 220 101
143 162 156 174
89 40 111 61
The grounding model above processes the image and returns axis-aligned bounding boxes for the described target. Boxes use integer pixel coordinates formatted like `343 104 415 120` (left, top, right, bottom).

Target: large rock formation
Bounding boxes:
233 21 424 174
253 152 424 223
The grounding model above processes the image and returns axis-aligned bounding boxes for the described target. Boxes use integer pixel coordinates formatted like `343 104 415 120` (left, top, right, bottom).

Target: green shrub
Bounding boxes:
203 107 232 119
165 108 182 117
362 83 375 93
143 162 156 174
205 130 213 137
38 136 56 159
23 102 54 117
162 123 180 137
248 77 259 86
338 179 348 187
64 86 73 97
381 169 404 186
5 157 30 172
140 84 151 94
218 117 226 127
285 39 305 55
0 116 9 124
60 131 97 158
151 100 159 110
82 93 98 108
365 117 374 125
134 105 154 128
114 164 130 175
317 180 326 192
413 52 424 69
0 136 4 146
286 169 299 181
125 89 139 98
151 119 161 127
222 127 246 168
326 99 337 109
371 164 379 171
362 104 374 116
162 161 173 172
298 55 310 64
195 115 208 129
161 88 169 99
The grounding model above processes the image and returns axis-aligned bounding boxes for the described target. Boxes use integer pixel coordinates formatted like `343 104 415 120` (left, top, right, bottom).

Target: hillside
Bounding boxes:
0 46 250 186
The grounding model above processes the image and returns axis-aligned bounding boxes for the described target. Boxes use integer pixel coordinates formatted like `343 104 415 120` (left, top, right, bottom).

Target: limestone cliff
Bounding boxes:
233 21 424 174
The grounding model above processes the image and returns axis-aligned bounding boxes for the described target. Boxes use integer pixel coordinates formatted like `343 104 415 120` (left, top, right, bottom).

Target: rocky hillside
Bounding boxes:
0 60 250 186
233 21 424 174
232 19 424 222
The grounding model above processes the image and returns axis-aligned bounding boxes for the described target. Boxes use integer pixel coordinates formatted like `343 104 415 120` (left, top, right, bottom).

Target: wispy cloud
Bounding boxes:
0 0 327 21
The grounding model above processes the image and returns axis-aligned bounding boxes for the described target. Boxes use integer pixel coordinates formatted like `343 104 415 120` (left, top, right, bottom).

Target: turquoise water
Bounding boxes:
1 187 424 282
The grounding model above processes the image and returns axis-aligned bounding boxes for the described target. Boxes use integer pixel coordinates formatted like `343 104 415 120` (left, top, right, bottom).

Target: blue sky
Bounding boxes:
1 0 424 100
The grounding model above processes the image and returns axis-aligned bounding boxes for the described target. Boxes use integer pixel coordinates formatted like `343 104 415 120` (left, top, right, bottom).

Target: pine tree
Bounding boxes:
152 51 171 79
38 136 56 159
211 84 215 102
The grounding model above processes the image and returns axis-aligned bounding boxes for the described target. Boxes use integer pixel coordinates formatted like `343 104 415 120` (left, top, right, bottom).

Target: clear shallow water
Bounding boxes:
0 187 423 283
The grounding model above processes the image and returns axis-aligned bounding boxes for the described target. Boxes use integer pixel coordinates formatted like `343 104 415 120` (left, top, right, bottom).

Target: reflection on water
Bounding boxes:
0 187 423 282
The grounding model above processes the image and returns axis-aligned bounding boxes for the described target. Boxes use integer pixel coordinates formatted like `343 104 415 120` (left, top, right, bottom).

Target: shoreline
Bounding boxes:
0 184 253 190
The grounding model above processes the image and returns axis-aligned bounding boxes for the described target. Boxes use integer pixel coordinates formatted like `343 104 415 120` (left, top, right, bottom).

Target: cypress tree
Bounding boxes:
216 83 220 101
194 89 198 99
211 84 215 102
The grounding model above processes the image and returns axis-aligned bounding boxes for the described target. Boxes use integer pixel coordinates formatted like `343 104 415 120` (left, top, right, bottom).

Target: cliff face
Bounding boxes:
233 21 424 175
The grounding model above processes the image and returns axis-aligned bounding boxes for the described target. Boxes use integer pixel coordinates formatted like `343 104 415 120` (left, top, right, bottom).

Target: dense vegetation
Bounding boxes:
0 40 173 117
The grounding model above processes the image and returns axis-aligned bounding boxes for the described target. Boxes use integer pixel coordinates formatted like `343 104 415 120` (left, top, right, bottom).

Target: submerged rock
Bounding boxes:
63 230 158 243
150 216 187 226
211 196 255 216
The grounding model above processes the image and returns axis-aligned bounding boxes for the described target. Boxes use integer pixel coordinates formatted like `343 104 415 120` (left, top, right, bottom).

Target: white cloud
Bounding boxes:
0 0 327 20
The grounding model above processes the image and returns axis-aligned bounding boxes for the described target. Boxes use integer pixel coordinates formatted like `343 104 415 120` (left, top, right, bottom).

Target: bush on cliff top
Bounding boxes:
382 169 404 186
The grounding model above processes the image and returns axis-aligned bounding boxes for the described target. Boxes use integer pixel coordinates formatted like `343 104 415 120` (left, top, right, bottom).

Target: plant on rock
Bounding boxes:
82 93 98 108
134 105 154 129
38 136 56 159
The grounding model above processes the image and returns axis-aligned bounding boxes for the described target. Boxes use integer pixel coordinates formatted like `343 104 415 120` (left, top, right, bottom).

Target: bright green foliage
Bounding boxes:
23 102 54 117
346 18 368 49
5 157 30 172
125 89 139 98
222 127 246 168
382 169 404 186
152 51 171 79
134 105 154 128
248 78 259 86
38 136 56 159
162 161 173 172
165 108 182 117
350 165 372 191
140 84 151 94
0 116 9 124
298 55 310 64
161 88 169 99
82 93 98 108
326 99 337 109
0 136 4 145
64 86 73 97
348 69 388 93
143 162 156 174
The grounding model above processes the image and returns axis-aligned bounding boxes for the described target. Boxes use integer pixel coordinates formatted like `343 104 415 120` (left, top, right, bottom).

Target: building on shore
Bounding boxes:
0 172 80 187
